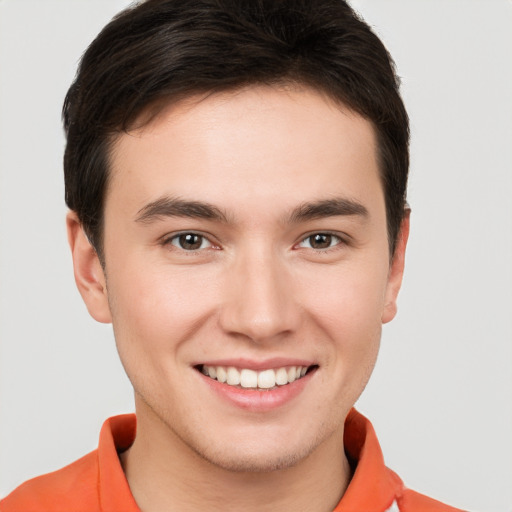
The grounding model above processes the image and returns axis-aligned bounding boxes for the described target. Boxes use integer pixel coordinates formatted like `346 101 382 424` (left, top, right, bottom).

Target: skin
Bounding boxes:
67 85 409 512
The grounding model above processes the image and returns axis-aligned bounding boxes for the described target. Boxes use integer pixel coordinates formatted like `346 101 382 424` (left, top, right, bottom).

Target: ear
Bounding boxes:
66 211 112 323
381 210 410 324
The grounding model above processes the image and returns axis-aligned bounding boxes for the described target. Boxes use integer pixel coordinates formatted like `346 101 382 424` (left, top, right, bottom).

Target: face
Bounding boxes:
70 86 407 472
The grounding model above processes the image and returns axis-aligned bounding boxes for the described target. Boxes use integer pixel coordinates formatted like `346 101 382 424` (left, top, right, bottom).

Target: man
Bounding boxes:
0 1 464 511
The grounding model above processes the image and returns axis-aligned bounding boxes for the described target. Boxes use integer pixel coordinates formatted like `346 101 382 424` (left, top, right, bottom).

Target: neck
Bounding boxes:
120 402 351 512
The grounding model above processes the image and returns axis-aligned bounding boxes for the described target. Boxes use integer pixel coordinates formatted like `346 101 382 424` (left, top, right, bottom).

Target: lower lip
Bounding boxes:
199 371 314 412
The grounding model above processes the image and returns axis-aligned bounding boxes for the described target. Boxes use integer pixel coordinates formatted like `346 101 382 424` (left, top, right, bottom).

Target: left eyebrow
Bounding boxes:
287 197 369 224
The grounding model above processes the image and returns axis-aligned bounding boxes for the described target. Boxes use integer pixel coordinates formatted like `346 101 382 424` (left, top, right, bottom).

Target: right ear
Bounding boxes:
66 211 112 323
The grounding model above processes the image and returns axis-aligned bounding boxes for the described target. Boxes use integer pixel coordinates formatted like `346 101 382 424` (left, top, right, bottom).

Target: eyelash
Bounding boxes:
161 231 347 254
296 232 346 252
161 231 217 252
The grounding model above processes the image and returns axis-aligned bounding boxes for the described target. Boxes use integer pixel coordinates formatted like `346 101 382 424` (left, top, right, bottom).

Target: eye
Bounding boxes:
298 233 343 250
168 232 212 251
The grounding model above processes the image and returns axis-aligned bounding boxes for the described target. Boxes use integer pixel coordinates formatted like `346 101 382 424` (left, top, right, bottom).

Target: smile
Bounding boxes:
198 364 315 390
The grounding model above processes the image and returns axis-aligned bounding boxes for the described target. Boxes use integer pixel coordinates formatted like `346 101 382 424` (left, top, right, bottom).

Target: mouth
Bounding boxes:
195 364 318 391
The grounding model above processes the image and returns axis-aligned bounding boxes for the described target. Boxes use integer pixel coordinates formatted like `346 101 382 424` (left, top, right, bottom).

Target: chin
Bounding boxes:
178 419 342 474
192 442 314 473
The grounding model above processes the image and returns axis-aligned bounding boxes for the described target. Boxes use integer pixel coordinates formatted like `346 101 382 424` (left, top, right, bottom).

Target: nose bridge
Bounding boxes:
219 242 300 342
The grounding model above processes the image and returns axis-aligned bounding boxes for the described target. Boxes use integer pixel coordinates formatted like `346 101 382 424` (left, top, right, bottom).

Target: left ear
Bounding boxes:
382 210 410 324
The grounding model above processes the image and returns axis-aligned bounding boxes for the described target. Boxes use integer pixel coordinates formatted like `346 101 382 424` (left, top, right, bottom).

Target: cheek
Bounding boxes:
297 260 388 383
106 261 221 365
301 260 389 331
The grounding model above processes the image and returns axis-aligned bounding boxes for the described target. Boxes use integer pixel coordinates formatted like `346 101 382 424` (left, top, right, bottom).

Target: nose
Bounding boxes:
218 248 301 343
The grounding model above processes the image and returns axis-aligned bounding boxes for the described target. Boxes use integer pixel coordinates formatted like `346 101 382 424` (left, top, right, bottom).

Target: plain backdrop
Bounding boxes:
0 1 511 511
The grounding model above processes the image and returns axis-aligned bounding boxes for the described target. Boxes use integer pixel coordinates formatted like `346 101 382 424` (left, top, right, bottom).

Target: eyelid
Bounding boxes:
161 230 220 251
159 229 350 252
295 231 349 251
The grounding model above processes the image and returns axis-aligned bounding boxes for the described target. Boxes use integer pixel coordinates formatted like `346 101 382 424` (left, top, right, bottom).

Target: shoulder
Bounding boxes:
0 450 100 512
385 467 466 512
398 485 466 512
1 414 137 512
398 489 468 512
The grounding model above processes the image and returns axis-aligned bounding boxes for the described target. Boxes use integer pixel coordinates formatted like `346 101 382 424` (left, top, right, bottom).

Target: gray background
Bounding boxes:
0 1 511 511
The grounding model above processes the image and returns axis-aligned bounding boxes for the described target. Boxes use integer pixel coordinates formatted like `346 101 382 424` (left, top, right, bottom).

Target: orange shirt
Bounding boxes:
0 410 463 512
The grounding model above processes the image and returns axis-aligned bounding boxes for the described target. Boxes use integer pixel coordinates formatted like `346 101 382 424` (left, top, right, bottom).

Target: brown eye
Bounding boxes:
298 233 342 250
169 233 210 251
309 234 332 249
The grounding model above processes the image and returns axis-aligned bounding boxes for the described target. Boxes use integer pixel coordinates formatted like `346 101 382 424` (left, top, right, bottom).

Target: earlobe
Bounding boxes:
381 210 410 324
66 211 112 324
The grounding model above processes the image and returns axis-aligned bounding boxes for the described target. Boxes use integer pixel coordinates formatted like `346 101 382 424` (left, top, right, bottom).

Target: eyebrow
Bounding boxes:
135 196 368 225
287 197 369 223
135 197 229 223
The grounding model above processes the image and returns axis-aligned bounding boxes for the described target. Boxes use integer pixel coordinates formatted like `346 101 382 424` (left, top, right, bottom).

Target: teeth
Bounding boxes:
275 367 288 385
200 364 311 389
240 369 258 388
216 366 227 383
226 366 241 385
258 369 276 389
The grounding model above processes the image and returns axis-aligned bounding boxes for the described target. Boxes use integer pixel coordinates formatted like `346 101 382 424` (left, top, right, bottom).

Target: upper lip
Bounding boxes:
194 357 317 371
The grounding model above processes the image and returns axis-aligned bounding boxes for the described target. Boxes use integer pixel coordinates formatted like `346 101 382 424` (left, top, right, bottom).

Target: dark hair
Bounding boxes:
63 0 409 260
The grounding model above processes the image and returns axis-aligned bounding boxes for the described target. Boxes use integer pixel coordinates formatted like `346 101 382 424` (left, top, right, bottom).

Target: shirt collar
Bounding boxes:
97 409 402 512
98 414 139 512
334 409 403 512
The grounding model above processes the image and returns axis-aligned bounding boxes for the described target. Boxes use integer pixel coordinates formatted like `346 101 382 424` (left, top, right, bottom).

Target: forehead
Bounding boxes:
107 85 383 220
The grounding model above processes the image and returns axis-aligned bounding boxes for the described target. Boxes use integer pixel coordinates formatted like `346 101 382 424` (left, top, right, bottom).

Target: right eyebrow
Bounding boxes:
135 196 230 224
